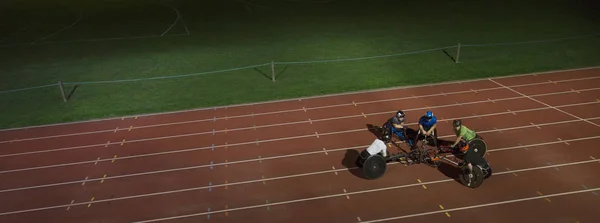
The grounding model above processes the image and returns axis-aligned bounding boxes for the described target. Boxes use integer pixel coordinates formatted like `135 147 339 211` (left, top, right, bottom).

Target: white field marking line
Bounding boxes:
32 77 600 137
0 104 560 172
237 0 272 10
296 75 600 111
2 112 597 177
352 76 600 107
2 156 597 218
0 34 190 47
2 101 598 172
442 134 600 161
4 84 599 146
2 112 598 194
0 85 513 142
3 116 599 194
0 24 31 44
285 0 341 3
0 129 117 144
1 66 598 132
160 4 181 36
315 94 599 124
179 11 190 35
360 187 600 223
489 79 600 128
128 159 600 223
240 1 252 12
9 85 600 145
31 12 83 44
0 99 589 161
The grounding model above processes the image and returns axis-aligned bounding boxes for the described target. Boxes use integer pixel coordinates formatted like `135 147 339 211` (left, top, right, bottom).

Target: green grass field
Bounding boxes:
1 0 599 129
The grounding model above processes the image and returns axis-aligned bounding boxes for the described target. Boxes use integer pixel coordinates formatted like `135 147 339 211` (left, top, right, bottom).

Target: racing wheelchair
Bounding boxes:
458 158 493 188
357 129 492 188
446 139 493 188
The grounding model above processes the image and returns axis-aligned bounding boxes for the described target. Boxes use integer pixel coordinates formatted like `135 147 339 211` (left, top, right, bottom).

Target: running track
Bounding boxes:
1 67 600 223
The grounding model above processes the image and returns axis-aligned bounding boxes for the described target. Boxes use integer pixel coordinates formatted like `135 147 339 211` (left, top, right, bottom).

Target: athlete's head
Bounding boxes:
425 111 433 120
396 110 405 119
453 119 462 131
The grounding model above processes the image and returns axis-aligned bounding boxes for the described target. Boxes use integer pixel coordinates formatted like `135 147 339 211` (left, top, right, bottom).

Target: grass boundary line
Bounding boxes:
31 12 83 44
160 3 181 36
0 65 599 131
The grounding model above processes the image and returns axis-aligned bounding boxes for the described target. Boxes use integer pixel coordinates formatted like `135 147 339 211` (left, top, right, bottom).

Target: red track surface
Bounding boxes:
1 67 600 223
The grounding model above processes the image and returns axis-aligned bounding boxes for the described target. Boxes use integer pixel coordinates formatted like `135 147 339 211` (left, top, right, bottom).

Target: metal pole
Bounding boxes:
455 43 461 63
58 81 67 102
271 61 276 82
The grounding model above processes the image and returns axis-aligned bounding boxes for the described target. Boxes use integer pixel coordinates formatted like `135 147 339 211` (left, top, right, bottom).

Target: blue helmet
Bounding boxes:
426 111 433 118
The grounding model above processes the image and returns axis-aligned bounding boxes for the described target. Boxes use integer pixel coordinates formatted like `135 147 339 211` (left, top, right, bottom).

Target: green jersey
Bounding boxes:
455 125 476 141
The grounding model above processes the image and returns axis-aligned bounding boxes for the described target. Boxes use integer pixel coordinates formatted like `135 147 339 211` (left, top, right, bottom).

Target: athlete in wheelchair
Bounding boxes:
449 119 492 188
357 118 492 187
381 110 413 147
447 119 486 157
415 111 440 150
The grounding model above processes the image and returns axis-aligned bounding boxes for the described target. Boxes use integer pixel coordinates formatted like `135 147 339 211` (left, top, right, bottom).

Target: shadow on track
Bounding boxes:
341 149 369 179
437 160 463 185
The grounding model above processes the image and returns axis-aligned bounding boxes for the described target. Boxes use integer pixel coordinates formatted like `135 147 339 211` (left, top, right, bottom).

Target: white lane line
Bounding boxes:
354 76 599 107
3 79 600 145
2 108 599 175
2 158 597 218
2 88 598 158
0 142 109 158
2 98 598 159
179 12 190 35
489 78 600 128
31 12 83 44
3 85 599 145
1 66 598 132
128 160 600 223
360 187 600 223
2 122 600 194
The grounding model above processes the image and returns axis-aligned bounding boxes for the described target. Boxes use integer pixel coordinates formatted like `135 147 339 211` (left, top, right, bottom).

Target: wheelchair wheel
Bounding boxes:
421 147 441 168
459 164 485 188
468 138 488 158
380 127 391 143
484 167 492 179
481 160 493 179
355 150 371 168
362 155 387 180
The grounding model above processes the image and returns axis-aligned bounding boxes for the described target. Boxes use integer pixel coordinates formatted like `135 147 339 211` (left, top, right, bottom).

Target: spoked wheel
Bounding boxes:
404 149 421 164
459 164 485 188
380 128 391 143
421 147 441 168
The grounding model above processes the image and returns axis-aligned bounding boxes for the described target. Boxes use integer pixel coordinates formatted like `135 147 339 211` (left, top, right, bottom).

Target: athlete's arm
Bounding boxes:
427 117 437 134
393 122 404 129
418 117 426 133
427 124 437 134
452 135 463 147
391 117 404 129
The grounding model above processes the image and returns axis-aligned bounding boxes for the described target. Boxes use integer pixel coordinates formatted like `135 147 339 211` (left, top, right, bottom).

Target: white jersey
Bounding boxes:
366 139 387 157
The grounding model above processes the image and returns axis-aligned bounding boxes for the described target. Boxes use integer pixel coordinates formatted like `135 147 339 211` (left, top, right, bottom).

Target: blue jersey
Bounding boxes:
419 115 437 129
